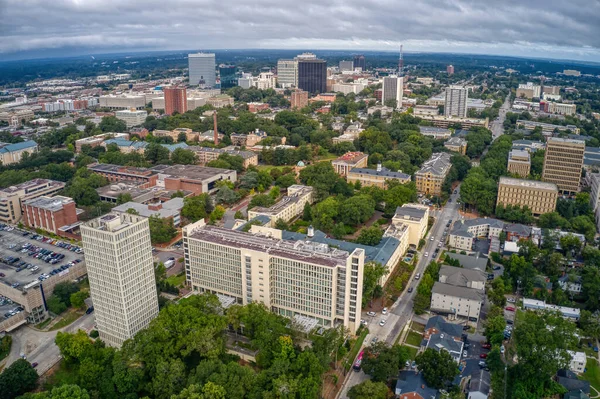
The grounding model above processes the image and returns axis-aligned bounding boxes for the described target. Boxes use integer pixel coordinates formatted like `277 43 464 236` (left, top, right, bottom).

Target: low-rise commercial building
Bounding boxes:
439 265 486 290
418 115 489 129
75 133 129 152
347 164 411 189
231 129 267 147
0 141 38 165
548 102 577 116
517 120 580 135
522 298 580 320
22 195 82 236
444 137 467 155
115 109 147 128
332 152 368 177
187 146 258 168
415 152 452 196
392 204 429 247
419 126 452 140
413 105 440 116
113 197 184 226
206 95 234 108
99 94 146 110
497 177 558 215
153 164 237 194
0 179 66 224
247 185 314 226
0 110 35 127
507 149 531 177
183 220 365 332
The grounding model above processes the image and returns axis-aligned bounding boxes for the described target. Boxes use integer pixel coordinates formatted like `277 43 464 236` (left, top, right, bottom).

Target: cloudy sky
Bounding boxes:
1 0 600 62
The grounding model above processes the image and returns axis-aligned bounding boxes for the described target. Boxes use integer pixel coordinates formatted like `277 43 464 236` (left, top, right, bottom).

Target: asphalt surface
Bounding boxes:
338 188 463 398
490 95 511 141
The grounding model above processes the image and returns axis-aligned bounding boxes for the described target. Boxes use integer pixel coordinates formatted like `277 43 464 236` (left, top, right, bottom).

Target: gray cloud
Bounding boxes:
1 0 600 61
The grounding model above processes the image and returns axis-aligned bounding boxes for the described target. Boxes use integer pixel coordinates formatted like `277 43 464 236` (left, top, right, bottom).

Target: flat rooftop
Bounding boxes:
155 165 236 181
509 149 530 161
333 151 368 164
499 176 558 191
190 225 352 268
23 195 74 211
88 163 157 177
0 179 65 195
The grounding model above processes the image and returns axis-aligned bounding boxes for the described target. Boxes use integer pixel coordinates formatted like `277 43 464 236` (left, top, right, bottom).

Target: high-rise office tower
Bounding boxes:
163 86 187 115
444 86 468 117
277 59 298 87
447 65 454 75
188 53 216 88
381 76 404 108
183 221 365 333
219 65 237 89
297 57 327 95
339 60 354 72
542 137 585 194
81 213 159 347
353 55 366 71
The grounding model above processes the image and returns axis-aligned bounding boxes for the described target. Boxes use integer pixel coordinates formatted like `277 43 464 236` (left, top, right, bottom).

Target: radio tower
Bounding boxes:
398 44 404 76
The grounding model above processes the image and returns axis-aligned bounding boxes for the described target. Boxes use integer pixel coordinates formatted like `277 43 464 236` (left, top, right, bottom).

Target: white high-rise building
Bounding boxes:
381 75 404 109
183 221 365 333
188 53 216 88
277 59 298 88
81 213 159 347
444 86 469 118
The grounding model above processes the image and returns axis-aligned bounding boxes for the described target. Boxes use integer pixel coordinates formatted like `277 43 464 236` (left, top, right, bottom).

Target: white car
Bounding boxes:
367 311 376 317
379 319 386 326
462 350 468 357
507 297 516 303
360 319 367 326
430 236 434 241
424 252 429 257
382 307 388 315
415 273 421 280
500 345 505 354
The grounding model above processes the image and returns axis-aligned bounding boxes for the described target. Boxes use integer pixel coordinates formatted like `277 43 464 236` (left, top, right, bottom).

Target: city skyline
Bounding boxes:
2 0 600 62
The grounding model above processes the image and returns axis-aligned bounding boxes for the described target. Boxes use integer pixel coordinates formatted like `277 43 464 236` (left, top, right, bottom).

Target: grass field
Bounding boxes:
401 345 418 361
50 310 82 331
583 358 600 394
405 331 423 347
165 273 186 287
35 317 53 330
411 322 425 333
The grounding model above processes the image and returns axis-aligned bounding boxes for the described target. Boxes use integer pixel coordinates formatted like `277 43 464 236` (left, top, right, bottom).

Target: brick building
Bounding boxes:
23 195 82 236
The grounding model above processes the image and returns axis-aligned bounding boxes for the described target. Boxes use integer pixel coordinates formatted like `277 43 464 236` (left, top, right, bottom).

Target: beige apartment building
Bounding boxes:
0 179 65 224
347 164 411 189
444 137 467 155
0 141 38 165
332 152 369 177
81 213 159 347
187 146 258 169
507 149 531 177
115 109 147 128
392 204 430 247
417 115 489 129
183 220 365 333
542 137 585 194
415 152 452 196
497 177 558 216
247 185 314 226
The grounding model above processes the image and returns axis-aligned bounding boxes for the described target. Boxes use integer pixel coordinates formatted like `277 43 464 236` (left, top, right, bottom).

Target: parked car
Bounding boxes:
507 297 516 303
424 252 429 257
31 362 38 368
407 287 413 293
481 343 491 349
463 325 470 331
415 273 421 280
367 311 376 317
360 319 367 326
493 266 502 271
505 306 515 312
379 319 386 326
462 350 468 357
382 307 388 315
85 306 94 314
480 353 488 359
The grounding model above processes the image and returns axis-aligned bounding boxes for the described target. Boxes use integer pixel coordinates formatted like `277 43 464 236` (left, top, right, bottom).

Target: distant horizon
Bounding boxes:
2 47 600 68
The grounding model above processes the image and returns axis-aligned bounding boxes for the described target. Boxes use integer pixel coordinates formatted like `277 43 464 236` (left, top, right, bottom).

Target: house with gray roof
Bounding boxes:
425 332 464 363
467 369 491 399
444 252 488 271
395 371 439 399
558 369 590 399
448 218 504 252
424 315 463 340
439 265 486 290
431 281 485 323
504 223 532 242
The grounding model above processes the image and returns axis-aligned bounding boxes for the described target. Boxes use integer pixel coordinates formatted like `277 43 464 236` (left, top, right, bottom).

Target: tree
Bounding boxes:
339 195 376 226
214 186 238 205
47 295 67 314
356 226 384 246
148 216 177 244
0 358 39 399
234 210 244 219
302 202 312 221
53 282 79 306
274 218 289 231
26 384 91 399
70 291 90 309
98 116 127 133
560 233 582 257
181 194 213 222
361 342 408 382
171 148 198 165
178 131 188 142
144 143 171 165
347 380 389 399
484 314 507 346
116 193 132 205
248 194 275 210
415 348 459 389
362 262 387 305
275 174 297 188
209 206 226 223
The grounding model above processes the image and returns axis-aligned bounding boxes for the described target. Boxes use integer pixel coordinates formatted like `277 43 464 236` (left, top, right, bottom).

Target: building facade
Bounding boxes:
219 65 237 89
99 94 146 110
332 152 369 177
445 86 468 118
188 53 216 88
291 90 309 109
381 76 404 108
497 177 558 215
297 58 327 95
277 59 298 87
347 164 411 189
353 55 366 71
507 149 531 177
0 141 38 165
115 109 147 128
183 221 365 333
444 137 467 155
247 185 314 226
339 60 354 71
22 195 79 235
0 179 65 224
163 86 188 115
542 137 585 194
81 213 159 347
415 152 452 196
392 204 429 247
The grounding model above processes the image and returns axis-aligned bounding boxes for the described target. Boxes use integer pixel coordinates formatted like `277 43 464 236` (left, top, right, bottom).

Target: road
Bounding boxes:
490 94 511 141
338 189 462 398
5 312 96 376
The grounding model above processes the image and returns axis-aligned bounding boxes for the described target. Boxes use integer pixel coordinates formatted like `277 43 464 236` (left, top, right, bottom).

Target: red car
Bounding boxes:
481 343 491 349
505 306 515 312
480 353 488 359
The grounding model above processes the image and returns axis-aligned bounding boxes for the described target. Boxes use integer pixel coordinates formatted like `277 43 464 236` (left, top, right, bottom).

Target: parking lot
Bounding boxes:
0 228 83 320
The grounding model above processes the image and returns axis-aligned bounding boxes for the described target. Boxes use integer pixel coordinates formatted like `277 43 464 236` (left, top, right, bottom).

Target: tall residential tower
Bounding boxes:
81 213 159 347
444 86 468 118
163 86 188 115
381 76 404 109
542 137 585 194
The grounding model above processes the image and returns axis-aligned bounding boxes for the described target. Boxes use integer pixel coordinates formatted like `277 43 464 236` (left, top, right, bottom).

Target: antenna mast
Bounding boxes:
399 44 404 76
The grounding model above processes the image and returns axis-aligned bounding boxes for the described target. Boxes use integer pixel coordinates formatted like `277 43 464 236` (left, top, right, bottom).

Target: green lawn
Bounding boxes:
411 322 425 333
405 331 423 347
343 327 369 371
583 358 600 394
50 310 83 331
401 345 419 361
0 336 12 361
35 317 53 330
256 165 288 173
165 273 186 287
